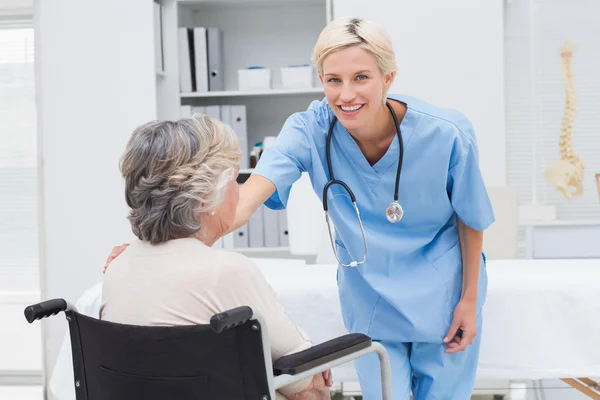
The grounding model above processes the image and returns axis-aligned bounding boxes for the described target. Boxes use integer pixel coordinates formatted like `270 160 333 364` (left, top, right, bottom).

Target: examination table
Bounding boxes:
49 258 600 399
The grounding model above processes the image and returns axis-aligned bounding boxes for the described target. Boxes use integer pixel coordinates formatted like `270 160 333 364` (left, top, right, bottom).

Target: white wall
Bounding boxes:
333 0 506 186
0 292 41 373
34 0 157 394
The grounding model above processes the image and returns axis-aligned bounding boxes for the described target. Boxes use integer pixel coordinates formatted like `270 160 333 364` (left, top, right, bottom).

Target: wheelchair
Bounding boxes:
24 299 393 399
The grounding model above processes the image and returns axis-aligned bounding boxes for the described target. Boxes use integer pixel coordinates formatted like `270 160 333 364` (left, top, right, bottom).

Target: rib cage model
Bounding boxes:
544 40 585 200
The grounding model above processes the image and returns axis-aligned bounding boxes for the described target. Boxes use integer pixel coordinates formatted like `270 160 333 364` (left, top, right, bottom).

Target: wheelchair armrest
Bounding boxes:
210 306 253 333
24 299 68 323
273 333 371 376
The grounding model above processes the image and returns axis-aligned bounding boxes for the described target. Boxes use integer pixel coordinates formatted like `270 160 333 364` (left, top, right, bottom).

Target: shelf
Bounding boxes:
233 247 290 253
181 88 324 98
178 0 324 8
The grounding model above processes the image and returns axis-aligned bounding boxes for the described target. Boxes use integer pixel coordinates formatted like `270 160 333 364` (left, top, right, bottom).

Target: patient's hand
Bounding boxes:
289 371 331 400
103 243 130 273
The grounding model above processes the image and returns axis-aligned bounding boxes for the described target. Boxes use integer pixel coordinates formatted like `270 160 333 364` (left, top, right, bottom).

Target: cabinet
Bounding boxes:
155 0 331 143
152 0 332 254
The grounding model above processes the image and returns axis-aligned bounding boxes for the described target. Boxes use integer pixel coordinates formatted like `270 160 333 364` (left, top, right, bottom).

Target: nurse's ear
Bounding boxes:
383 71 395 90
382 71 395 102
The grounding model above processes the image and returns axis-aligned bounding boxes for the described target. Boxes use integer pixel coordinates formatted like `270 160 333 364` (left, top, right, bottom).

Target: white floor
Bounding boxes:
0 383 594 400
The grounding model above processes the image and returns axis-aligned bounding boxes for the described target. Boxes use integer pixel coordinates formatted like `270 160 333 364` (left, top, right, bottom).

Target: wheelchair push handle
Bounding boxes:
24 298 68 324
210 306 253 333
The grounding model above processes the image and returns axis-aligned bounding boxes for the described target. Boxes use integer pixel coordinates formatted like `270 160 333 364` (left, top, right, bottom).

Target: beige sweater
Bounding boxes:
100 237 312 398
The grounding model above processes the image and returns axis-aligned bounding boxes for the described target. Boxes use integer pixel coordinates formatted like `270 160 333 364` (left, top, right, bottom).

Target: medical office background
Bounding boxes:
1 0 599 399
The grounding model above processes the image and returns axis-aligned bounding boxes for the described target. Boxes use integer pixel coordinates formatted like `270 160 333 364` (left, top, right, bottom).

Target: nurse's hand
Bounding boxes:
443 299 477 354
102 243 129 273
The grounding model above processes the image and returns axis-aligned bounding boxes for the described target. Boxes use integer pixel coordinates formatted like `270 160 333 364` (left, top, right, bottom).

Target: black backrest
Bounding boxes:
66 311 271 400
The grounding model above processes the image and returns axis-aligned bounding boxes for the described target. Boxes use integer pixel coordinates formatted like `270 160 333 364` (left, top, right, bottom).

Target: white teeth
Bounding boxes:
341 105 362 112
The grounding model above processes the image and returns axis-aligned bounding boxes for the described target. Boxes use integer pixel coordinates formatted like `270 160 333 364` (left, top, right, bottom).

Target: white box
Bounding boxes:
281 65 314 89
238 68 271 91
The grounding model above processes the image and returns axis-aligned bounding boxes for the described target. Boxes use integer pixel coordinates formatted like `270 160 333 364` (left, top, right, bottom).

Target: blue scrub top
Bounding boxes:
252 94 495 343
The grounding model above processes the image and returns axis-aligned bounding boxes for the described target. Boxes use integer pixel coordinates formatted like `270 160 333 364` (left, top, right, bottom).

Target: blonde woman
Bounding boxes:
231 17 495 399
100 116 332 400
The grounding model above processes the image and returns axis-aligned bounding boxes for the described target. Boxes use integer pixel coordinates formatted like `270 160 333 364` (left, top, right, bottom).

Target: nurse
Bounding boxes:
232 16 495 400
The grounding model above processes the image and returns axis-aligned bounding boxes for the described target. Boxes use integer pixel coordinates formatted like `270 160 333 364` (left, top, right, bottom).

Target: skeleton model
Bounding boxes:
544 40 585 200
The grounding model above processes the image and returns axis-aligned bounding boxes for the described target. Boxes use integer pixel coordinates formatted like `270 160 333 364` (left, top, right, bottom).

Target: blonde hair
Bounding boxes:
311 16 397 76
120 115 241 244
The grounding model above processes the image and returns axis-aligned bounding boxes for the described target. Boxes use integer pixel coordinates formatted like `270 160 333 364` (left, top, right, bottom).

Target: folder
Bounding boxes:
233 224 249 248
191 106 206 116
207 27 224 91
278 209 289 246
204 105 220 120
248 206 265 248
193 27 208 93
230 105 249 169
220 104 231 126
177 27 195 92
153 2 164 72
180 105 192 117
263 205 280 248
222 232 234 250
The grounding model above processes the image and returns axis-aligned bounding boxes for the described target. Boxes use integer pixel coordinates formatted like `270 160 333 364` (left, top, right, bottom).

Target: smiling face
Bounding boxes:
319 45 395 134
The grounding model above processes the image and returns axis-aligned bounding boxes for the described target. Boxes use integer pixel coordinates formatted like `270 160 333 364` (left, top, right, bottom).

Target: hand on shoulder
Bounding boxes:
103 243 130 273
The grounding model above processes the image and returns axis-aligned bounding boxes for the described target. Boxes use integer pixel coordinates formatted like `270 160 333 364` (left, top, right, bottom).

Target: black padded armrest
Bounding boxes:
24 299 68 323
273 333 371 376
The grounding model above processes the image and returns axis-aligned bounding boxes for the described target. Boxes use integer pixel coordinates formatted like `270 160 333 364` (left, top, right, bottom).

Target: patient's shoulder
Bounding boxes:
218 250 260 276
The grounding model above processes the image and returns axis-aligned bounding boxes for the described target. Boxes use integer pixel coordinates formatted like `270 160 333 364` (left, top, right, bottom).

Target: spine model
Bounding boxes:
544 41 585 199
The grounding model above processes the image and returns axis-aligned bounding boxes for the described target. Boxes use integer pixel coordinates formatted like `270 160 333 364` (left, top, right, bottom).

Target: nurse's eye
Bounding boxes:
356 75 368 80
328 77 341 83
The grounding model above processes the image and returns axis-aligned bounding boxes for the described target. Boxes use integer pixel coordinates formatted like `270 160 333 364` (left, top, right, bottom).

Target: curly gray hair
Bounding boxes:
120 115 241 244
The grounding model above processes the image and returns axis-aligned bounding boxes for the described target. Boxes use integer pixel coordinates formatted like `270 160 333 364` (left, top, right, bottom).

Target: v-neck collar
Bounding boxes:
333 96 419 191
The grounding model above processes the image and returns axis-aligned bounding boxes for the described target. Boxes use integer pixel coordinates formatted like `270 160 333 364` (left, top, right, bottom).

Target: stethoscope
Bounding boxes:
323 101 404 267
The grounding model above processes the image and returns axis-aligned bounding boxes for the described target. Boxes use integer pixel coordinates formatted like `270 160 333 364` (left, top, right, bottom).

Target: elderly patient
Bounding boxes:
100 115 331 400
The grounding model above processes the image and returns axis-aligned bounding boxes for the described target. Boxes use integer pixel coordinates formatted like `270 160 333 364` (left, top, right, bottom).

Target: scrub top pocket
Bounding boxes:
430 242 463 311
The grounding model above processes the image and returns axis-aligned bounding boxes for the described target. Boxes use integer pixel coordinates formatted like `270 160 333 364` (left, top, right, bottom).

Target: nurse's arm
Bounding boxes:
444 217 483 353
457 217 484 303
229 174 276 233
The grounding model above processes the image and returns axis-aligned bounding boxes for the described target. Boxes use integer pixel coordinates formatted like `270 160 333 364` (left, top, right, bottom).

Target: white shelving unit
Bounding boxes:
153 0 332 257
180 87 324 98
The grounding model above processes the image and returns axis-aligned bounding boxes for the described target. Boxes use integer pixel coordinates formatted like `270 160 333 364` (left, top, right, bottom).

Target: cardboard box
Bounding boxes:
281 65 314 89
238 68 271 91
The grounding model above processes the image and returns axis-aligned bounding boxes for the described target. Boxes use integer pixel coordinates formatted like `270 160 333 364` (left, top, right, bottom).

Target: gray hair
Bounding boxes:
120 115 241 244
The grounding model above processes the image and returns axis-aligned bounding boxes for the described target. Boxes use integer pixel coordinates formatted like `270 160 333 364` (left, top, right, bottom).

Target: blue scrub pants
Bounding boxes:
354 313 483 400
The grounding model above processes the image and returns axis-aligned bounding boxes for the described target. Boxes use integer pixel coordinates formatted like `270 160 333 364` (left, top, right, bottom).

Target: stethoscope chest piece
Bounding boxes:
386 201 404 223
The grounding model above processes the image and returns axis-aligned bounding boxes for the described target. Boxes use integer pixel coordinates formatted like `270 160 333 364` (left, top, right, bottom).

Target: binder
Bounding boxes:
193 27 208 93
222 232 234 250
230 105 249 169
177 27 194 92
278 209 289 246
153 2 164 72
248 206 265 248
180 105 192 117
263 205 280 247
233 224 249 248
191 106 206 116
220 104 232 126
207 27 224 91
204 105 220 120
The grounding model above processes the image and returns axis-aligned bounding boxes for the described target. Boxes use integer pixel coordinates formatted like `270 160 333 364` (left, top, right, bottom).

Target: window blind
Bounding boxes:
0 23 38 291
505 0 600 254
